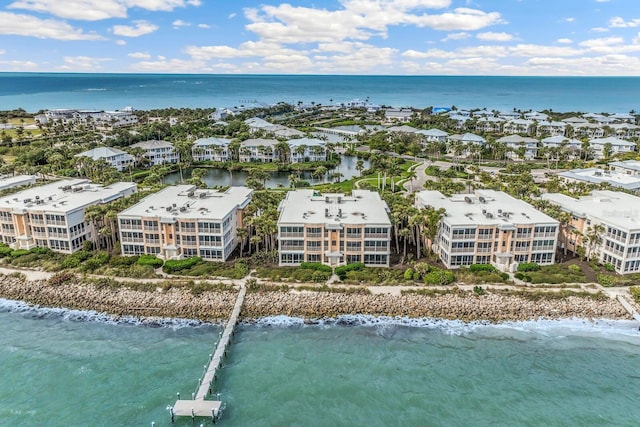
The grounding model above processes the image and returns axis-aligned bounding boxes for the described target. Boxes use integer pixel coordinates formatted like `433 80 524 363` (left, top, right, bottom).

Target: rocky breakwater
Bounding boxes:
0 274 237 321
242 291 629 322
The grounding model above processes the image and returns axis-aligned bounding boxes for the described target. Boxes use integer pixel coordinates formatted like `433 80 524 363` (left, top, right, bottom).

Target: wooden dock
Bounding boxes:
170 285 246 421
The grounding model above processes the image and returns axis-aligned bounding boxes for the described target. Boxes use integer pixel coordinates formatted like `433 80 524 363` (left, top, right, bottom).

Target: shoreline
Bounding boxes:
0 274 632 325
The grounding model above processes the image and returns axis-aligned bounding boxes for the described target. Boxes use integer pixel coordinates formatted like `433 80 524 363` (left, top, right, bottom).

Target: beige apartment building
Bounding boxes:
416 190 559 271
277 190 391 267
118 185 252 261
0 179 136 253
542 190 640 274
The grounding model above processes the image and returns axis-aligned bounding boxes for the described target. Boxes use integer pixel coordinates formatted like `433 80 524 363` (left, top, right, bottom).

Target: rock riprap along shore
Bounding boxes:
0 274 629 322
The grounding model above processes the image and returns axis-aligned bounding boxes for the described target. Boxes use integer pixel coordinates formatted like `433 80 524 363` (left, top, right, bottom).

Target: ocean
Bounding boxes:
1 73 639 113
1 301 640 427
2 73 640 426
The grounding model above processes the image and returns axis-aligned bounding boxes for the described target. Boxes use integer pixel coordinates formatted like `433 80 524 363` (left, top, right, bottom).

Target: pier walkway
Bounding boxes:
170 285 246 422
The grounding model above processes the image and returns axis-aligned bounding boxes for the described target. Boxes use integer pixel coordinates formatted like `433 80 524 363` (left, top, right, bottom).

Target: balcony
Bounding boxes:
280 232 304 238
534 232 556 239
364 233 387 239
122 237 144 243
477 235 494 241
46 220 67 227
306 232 322 238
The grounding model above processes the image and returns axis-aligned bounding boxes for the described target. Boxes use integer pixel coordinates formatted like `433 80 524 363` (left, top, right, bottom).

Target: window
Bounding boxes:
280 226 304 235
198 222 221 234
120 218 142 229
346 254 361 263
199 235 222 246
180 222 196 233
280 240 304 250
123 244 144 255
144 220 159 229
475 255 491 264
514 254 529 263
452 228 476 239
306 254 322 262
183 248 198 257
364 240 388 251
200 249 223 260
346 227 362 238
180 235 197 246
363 254 387 265
281 253 304 264
451 241 475 252
306 241 322 251
146 246 160 255
451 255 474 266
346 241 362 251
531 252 553 264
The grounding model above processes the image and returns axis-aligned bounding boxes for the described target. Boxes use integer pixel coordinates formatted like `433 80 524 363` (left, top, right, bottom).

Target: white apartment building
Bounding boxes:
0 179 136 253
589 137 636 159
416 128 449 143
288 138 327 163
542 190 640 274
497 135 539 160
239 138 281 163
130 140 180 165
416 190 559 271
277 190 391 267
192 137 232 162
610 160 640 176
118 185 252 261
0 175 37 191
557 168 640 192
74 147 134 171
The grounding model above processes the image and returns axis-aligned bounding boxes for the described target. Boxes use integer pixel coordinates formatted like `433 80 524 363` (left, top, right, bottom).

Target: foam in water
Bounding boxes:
0 298 214 329
248 313 640 343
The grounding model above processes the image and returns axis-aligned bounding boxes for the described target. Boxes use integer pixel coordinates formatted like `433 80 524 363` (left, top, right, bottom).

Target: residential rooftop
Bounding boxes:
0 175 37 191
542 190 640 230
0 179 137 214
278 190 391 226
558 168 640 191
119 185 252 220
416 189 557 227
610 160 640 172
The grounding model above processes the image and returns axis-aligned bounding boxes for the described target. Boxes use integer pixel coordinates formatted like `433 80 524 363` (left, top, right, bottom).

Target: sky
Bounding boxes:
1 0 640 75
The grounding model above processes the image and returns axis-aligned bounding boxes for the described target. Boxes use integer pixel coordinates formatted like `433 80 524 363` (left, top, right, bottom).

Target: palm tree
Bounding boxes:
406 168 417 192
584 224 605 262
356 159 365 176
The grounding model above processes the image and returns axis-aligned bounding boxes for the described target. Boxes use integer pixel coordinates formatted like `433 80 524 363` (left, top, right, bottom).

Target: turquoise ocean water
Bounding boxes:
2 301 640 427
1 74 640 426
1 74 639 113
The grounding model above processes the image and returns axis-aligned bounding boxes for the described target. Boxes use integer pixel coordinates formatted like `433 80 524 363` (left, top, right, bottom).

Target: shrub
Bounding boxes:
300 262 332 273
631 287 640 303
603 263 616 272
47 272 76 286
568 264 581 273
10 249 30 258
597 274 614 287
517 262 540 272
61 256 81 269
109 255 139 266
137 254 164 268
335 262 365 280
473 285 486 295
0 244 12 257
469 264 496 273
163 257 201 273
404 268 415 280
423 269 455 285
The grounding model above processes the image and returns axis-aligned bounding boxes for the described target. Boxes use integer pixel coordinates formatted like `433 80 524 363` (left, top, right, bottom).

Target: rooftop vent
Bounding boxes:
199 192 206 198
338 208 342 217
325 208 330 217
23 198 32 203
485 212 493 218
62 185 72 191
464 196 472 203
188 191 195 197
166 206 172 212
498 209 502 214
337 196 342 204
179 206 187 212
479 196 486 203
325 196 330 203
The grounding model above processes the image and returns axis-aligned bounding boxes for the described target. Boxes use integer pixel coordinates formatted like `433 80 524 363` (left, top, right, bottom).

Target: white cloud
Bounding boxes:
0 50 5 55
198 23 210 28
0 59 39 71
228 13 237 19
556 38 572 44
128 51 152 59
112 20 158 37
58 56 111 71
243 2 502 44
130 58 212 73
115 40 126 45
509 44 583 57
0 11 104 40
476 31 514 42
579 36 624 49
441 32 469 41
609 17 640 28
563 17 575 23
173 19 191 28
8 0 201 21
591 27 609 32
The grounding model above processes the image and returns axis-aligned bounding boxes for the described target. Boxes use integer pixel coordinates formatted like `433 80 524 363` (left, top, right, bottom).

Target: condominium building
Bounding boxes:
416 190 559 271
130 140 179 165
557 168 640 192
74 146 134 171
118 185 252 261
0 179 136 253
542 190 640 274
0 175 37 191
239 138 280 163
192 137 231 162
288 138 327 163
277 190 391 267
